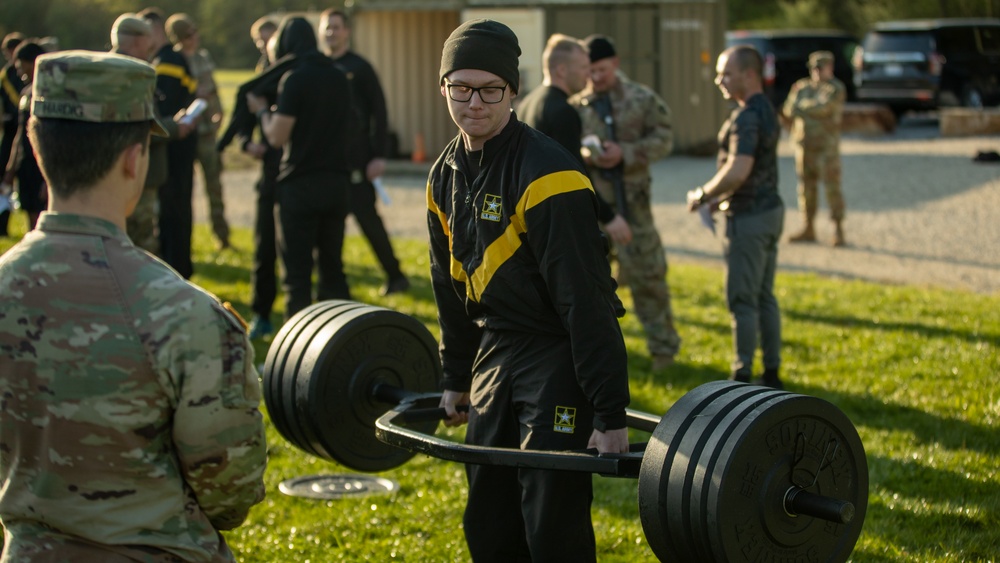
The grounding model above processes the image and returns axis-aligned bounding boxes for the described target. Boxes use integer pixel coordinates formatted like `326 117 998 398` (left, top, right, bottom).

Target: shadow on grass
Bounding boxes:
783 309 999 345
859 455 999 560
868 454 998 511
191 260 252 288
795 384 999 457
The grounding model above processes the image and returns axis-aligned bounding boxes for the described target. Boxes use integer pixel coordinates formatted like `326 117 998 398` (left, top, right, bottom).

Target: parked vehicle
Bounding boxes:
854 18 1000 114
725 29 860 107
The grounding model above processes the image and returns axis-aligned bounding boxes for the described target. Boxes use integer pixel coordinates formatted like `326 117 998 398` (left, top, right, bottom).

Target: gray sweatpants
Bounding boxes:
723 204 785 379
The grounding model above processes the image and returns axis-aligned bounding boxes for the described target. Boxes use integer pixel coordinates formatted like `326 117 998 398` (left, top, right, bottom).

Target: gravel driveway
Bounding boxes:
198 116 999 295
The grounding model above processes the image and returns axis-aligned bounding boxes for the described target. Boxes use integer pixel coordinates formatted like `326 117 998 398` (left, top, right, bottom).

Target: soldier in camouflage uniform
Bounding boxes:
570 35 681 371
169 13 231 250
0 51 267 561
110 13 181 256
783 50 847 247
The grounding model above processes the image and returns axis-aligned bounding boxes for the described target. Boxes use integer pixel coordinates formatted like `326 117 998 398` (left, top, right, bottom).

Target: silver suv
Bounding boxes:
854 18 1000 115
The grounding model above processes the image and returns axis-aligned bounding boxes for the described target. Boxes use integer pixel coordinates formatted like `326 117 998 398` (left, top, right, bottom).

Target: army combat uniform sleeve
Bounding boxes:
619 85 673 176
168 300 268 531
785 78 846 121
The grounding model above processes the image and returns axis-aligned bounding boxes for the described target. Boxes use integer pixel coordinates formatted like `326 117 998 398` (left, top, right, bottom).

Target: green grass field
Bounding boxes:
3 209 995 562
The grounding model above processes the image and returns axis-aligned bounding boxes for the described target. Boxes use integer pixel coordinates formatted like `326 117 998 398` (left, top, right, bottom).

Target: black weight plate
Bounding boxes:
278 301 368 457
263 301 336 453
263 301 348 453
639 381 868 563
293 304 443 471
705 392 868 562
263 300 365 457
688 386 788 560
285 303 387 459
639 381 773 561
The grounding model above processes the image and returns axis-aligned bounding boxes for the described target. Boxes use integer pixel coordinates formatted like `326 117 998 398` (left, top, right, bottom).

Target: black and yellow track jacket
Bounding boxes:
426 113 630 431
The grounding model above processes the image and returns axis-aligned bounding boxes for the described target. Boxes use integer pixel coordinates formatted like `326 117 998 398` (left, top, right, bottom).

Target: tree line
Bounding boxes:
2 0 998 69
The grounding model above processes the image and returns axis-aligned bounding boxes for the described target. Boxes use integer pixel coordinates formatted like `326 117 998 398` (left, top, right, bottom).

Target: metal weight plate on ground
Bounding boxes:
263 300 367 458
278 474 400 500
263 301 443 472
638 381 868 563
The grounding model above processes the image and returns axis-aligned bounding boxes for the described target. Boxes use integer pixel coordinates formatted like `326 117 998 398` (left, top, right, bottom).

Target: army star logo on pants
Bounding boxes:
553 406 576 434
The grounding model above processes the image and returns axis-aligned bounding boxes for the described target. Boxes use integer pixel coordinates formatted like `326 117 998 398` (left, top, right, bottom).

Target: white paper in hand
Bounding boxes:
179 98 208 126
699 204 716 235
373 177 391 206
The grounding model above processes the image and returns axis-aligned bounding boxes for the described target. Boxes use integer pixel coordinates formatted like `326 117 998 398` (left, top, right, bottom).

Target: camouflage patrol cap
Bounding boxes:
31 50 167 136
808 50 834 68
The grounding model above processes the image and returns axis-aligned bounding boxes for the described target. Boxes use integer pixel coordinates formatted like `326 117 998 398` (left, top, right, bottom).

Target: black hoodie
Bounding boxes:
267 17 353 181
219 17 352 169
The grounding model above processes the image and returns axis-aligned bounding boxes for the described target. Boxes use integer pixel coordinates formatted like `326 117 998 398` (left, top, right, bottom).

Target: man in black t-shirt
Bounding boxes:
247 16 354 320
687 45 784 388
519 33 631 246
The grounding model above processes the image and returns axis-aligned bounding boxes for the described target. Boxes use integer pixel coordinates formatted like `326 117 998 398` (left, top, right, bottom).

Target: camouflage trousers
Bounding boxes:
196 133 229 245
602 177 682 359
126 185 159 255
795 139 845 222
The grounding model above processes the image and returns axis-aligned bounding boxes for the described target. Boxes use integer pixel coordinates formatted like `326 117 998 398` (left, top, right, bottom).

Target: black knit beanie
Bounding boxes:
586 35 616 63
439 19 521 94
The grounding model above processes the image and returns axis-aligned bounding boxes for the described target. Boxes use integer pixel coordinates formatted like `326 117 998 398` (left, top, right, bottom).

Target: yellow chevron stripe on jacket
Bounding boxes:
155 62 197 94
467 169 591 301
427 181 470 287
428 169 593 302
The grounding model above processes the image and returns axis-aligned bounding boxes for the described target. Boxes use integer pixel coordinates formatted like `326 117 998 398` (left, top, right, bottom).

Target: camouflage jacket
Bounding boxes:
782 77 846 143
570 71 673 189
0 213 267 562
180 47 224 137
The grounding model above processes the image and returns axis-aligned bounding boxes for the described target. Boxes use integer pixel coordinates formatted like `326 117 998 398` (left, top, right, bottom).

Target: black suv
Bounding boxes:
854 18 1000 113
725 29 860 107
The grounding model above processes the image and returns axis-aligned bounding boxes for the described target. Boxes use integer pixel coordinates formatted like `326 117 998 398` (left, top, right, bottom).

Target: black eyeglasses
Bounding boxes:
445 82 508 104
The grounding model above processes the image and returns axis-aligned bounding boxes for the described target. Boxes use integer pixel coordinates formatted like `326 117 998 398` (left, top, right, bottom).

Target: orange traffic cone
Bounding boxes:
411 132 426 163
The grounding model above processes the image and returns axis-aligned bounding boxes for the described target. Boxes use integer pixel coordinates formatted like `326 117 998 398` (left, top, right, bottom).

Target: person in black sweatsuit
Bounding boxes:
430 19 631 563
247 16 354 320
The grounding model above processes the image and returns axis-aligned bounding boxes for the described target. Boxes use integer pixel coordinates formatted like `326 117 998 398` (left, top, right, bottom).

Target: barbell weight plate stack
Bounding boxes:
263 300 367 459
638 380 868 563
262 301 443 472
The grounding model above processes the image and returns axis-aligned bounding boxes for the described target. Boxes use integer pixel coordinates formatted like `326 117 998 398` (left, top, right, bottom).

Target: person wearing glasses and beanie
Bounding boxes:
430 18 631 563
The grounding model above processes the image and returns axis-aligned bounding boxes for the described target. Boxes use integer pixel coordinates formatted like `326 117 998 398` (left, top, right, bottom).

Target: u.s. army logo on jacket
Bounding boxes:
481 194 502 222
554 406 577 433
